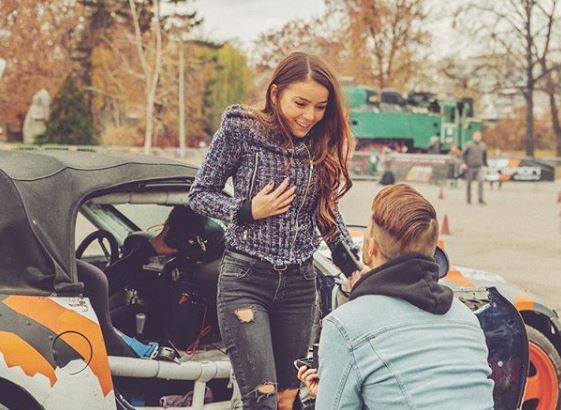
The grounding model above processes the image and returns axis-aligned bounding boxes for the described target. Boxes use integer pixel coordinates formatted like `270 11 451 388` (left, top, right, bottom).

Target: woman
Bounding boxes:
188 51 357 409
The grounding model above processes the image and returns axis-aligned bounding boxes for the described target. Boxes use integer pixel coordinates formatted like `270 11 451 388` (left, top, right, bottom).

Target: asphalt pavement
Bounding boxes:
339 179 561 313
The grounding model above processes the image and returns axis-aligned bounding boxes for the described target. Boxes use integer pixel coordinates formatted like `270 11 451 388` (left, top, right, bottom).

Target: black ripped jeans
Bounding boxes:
218 250 317 409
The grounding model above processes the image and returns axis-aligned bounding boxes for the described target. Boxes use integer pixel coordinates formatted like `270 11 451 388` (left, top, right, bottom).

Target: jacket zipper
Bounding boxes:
289 145 313 259
244 152 260 240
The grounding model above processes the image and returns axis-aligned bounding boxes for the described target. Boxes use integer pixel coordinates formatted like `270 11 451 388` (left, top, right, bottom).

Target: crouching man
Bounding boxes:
298 183 494 409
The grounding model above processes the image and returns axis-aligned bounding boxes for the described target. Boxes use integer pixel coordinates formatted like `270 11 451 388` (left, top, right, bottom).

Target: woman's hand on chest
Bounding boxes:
251 177 296 220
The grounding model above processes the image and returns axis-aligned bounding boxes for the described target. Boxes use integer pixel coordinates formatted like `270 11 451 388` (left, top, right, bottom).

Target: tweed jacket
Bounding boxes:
188 105 355 265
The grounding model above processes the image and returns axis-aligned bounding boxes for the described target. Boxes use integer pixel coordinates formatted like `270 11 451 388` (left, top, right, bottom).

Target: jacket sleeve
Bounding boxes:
316 317 363 409
188 120 245 222
318 206 360 257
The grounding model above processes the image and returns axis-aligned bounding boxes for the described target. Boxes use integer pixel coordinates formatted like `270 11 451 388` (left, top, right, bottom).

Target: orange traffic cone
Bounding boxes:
440 215 451 235
438 187 445 200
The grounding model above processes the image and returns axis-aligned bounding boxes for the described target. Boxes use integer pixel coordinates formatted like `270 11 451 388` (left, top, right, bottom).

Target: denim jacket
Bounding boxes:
188 105 355 265
316 255 494 409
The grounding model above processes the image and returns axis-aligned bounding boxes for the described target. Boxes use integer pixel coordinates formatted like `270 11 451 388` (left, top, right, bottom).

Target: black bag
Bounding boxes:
164 205 226 263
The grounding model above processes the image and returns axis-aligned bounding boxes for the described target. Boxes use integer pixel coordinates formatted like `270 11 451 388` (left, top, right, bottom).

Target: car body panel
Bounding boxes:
0 294 115 409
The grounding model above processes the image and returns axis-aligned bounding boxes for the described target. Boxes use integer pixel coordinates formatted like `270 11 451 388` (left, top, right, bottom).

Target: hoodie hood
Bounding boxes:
222 105 312 159
349 253 453 314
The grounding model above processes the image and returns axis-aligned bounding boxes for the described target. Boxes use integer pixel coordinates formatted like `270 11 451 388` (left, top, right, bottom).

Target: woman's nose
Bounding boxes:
303 107 314 121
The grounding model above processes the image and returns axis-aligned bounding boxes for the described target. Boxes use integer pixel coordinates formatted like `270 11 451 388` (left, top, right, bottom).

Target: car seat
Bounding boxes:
76 259 135 357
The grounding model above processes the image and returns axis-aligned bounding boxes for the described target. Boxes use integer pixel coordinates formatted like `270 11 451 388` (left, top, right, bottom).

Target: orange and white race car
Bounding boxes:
0 150 553 409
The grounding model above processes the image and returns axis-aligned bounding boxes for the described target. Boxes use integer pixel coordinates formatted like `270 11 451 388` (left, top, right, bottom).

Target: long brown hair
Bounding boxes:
256 52 353 240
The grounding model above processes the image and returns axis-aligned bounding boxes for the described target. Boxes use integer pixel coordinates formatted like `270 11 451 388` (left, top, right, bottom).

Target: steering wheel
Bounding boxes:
76 230 120 269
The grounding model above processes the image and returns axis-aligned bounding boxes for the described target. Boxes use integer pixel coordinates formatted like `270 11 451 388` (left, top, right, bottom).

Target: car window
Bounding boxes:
75 212 104 256
114 203 173 233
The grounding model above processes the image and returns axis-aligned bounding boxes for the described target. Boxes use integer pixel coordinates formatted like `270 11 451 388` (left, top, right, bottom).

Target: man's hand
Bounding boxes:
149 225 179 256
294 361 319 397
346 266 371 290
251 178 296 220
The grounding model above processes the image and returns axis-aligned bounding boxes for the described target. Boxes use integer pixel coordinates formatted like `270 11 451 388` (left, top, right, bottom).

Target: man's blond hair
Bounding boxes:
370 184 439 259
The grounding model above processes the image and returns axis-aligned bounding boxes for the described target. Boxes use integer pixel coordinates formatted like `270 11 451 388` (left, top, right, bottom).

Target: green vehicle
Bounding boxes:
344 86 482 153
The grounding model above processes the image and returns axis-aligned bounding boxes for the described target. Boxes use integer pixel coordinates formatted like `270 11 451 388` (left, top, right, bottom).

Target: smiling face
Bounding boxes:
272 79 329 138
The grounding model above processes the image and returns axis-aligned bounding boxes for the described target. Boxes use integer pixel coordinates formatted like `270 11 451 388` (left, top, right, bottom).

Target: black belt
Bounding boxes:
225 248 312 272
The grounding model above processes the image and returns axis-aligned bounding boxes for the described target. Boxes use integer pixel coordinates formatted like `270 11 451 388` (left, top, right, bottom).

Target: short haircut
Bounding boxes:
370 184 438 259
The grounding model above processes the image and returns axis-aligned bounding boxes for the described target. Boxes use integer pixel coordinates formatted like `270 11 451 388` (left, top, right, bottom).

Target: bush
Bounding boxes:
37 77 97 145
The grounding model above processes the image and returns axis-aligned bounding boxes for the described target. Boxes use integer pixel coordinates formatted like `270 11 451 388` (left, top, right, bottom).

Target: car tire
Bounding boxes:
523 325 561 410
0 379 42 410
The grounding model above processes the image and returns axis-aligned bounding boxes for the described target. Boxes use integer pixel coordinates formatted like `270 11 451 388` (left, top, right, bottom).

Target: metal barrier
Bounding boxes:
2 143 557 182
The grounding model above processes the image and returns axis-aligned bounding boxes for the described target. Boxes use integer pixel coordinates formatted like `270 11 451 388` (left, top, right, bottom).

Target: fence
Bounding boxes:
1 143 558 182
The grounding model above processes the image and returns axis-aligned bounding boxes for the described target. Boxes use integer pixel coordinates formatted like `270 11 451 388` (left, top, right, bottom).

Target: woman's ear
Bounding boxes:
270 84 278 104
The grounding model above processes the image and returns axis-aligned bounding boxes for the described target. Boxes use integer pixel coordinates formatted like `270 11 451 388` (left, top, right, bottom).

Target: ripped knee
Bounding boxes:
257 383 276 394
252 382 277 402
234 307 255 323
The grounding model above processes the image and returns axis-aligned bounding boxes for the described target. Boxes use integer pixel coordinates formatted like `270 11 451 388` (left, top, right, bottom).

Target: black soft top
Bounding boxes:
0 150 196 295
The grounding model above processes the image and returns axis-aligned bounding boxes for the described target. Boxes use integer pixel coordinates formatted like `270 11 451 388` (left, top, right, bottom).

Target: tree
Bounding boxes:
205 43 253 132
38 77 97 145
456 0 560 157
534 0 561 156
326 0 430 89
0 0 85 128
251 0 430 91
126 0 203 153
252 19 329 72
73 0 155 90
544 63 561 156
127 0 163 154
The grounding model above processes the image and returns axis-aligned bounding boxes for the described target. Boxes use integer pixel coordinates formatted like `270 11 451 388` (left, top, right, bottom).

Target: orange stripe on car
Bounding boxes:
3 296 113 396
514 294 534 311
445 267 476 288
0 331 57 385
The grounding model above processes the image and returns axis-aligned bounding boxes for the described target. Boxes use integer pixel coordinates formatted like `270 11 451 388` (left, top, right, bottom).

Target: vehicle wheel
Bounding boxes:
0 379 42 410
522 325 561 410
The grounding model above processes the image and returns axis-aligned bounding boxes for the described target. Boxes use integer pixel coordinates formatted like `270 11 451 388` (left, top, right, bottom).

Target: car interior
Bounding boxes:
75 188 224 360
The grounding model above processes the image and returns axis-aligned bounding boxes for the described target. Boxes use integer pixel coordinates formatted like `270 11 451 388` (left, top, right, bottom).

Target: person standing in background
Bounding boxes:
462 130 488 204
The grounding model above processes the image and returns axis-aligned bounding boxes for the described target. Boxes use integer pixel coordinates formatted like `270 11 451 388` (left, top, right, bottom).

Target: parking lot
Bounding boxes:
340 179 561 313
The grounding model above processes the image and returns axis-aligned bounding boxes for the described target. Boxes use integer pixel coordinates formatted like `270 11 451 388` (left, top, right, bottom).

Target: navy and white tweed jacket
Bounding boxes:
188 105 356 265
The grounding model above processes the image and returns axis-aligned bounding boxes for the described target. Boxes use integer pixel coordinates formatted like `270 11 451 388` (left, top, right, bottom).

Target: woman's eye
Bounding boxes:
295 101 306 107
316 106 327 111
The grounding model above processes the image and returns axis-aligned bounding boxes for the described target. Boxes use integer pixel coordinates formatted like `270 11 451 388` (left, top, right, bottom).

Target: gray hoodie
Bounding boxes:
188 105 356 265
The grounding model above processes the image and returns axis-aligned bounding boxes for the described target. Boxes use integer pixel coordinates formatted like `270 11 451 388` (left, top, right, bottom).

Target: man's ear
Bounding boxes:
362 236 376 266
371 238 381 259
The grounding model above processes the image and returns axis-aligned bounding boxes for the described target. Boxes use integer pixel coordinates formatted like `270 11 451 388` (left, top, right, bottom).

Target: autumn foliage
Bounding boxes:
0 0 85 128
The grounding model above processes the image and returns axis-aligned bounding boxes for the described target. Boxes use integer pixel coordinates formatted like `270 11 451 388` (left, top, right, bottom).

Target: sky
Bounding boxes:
188 0 326 49
184 0 467 59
